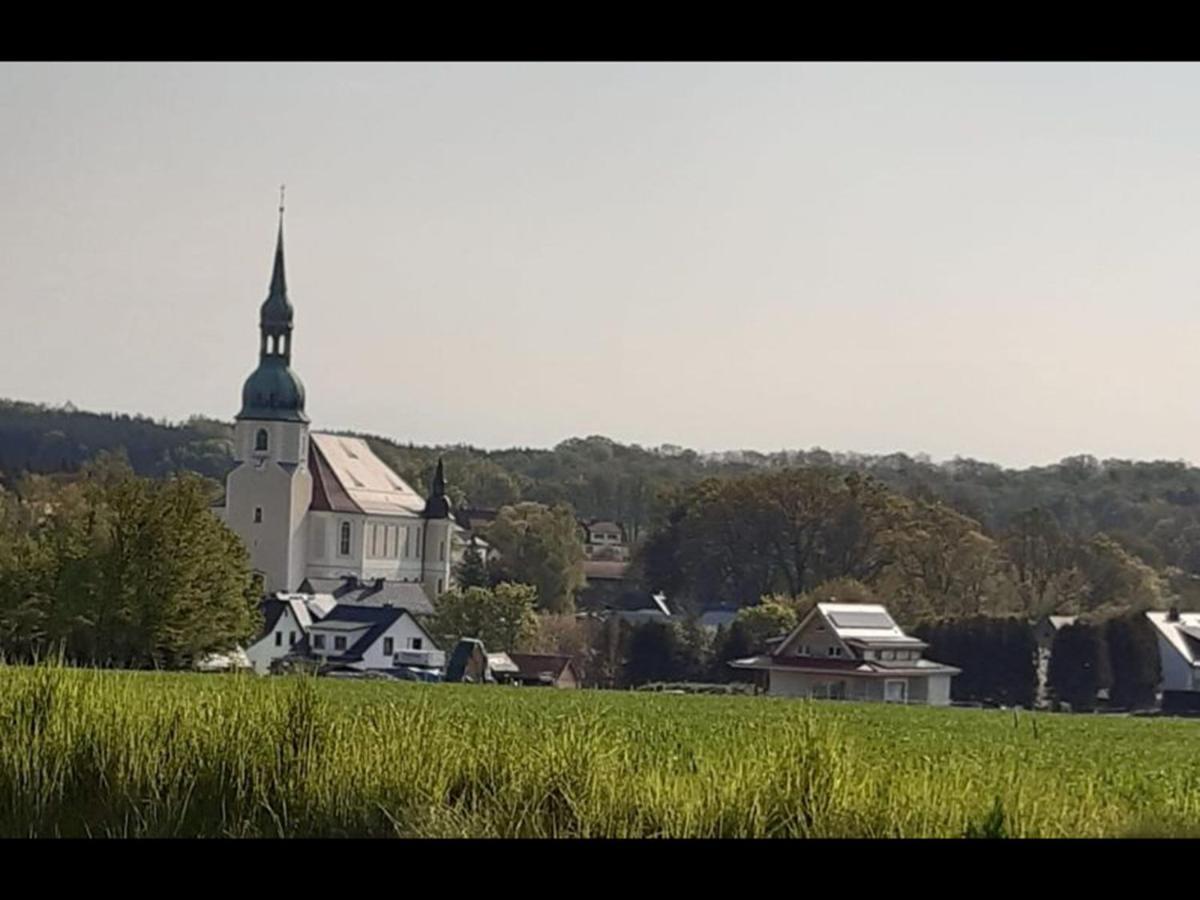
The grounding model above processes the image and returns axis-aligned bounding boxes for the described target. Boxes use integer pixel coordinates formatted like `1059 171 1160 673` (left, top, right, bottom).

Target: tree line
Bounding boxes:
11 399 1200 595
635 468 1168 622
0 454 260 668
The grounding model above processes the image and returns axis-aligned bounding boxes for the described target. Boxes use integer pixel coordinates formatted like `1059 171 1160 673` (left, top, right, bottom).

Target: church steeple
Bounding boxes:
237 191 308 424
259 191 294 364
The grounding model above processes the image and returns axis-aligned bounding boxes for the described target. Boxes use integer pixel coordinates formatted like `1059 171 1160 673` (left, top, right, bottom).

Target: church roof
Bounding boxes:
308 433 426 517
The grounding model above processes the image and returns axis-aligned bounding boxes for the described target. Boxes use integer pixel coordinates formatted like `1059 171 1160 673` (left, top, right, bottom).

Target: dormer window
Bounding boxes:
255 429 269 453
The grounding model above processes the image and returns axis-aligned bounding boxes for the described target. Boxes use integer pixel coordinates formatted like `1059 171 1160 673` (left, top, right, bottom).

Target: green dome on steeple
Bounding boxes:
239 357 308 422
237 206 309 424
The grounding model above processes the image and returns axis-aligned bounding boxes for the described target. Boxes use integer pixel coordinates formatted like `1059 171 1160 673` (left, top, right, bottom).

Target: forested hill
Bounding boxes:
6 398 1200 572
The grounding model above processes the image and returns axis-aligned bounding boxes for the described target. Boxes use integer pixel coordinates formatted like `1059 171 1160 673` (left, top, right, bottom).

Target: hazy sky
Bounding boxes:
4 62 1200 467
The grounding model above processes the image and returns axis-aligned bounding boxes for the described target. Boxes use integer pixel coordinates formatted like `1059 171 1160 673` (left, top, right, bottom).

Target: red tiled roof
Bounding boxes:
309 440 362 513
507 653 576 682
583 560 629 581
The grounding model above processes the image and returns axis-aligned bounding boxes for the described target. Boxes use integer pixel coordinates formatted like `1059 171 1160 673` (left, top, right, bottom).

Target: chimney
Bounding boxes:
1168 606 1181 622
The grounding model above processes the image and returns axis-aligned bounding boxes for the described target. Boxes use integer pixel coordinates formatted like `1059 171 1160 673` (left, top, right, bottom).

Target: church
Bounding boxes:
214 210 456 605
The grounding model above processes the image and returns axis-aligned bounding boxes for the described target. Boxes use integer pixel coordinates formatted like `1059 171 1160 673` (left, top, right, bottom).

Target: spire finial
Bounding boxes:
279 183 285 219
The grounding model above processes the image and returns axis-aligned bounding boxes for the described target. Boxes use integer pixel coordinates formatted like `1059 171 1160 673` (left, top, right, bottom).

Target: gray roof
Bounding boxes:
311 604 410 663
299 577 434 616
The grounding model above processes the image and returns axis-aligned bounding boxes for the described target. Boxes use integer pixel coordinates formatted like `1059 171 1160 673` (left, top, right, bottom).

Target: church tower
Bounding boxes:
225 200 313 594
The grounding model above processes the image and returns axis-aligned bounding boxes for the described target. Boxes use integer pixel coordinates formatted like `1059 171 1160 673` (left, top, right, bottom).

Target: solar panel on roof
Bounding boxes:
828 611 894 629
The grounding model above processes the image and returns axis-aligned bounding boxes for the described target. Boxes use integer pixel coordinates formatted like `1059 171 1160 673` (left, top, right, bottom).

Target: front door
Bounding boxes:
885 679 907 703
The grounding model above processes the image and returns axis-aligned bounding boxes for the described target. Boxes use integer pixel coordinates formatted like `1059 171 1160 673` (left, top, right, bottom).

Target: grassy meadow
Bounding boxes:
3 661 1200 837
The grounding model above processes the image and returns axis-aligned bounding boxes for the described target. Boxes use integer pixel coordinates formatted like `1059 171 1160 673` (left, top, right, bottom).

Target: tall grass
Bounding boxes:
2 660 1200 837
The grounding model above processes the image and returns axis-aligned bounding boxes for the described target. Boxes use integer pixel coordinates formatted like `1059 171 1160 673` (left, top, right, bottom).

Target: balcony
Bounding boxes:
394 648 445 669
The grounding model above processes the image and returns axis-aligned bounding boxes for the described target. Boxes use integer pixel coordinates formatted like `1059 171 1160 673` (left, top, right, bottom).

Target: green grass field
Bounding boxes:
3 661 1200 837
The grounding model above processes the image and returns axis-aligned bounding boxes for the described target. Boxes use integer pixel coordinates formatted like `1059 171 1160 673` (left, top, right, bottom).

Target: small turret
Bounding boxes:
423 458 451 519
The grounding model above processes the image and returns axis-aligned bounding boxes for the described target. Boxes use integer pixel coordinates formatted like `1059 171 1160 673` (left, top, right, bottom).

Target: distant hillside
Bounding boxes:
0 400 235 482
7 398 1200 576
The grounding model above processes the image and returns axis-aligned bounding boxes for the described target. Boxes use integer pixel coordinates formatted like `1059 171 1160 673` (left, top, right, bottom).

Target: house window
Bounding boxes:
289 632 296 646
863 650 874 660
439 541 446 562
334 636 347 651
437 578 444 594
827 646 843 657
801 644 810 656
313 634 326 650
410 638 423 650
254 507 263 524
339 522 351 556
255 429 269 452
882 650 895 661
274 631 282 647
383 637 394 656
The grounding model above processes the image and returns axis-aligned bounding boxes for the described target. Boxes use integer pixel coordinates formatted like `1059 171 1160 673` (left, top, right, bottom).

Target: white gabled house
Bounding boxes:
729 602 960 705
247 593 336 673
246 592 444 677
1146 608 1200 695
306 604 443 674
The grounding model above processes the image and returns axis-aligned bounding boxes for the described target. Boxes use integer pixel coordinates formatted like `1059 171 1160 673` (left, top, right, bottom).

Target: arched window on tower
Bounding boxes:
340 522 352 556
255 429 269 452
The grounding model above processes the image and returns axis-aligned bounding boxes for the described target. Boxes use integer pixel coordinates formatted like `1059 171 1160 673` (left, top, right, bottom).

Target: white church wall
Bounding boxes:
304 511 430 584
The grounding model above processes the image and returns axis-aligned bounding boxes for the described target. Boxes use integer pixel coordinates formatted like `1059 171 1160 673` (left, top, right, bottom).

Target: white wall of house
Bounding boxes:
778 614 849 659
308 623 370 659
767 670 949 705
356 615 437 670
925 675 952 706
769 670 858 699
246 605 304 674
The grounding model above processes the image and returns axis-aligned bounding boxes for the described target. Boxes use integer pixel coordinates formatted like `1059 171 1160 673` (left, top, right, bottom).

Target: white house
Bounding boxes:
246 592 443 676
246 593 336 674
581 520 630 561
213 210 458 601
729 603 960 705
1146 608 1200 694
305 605 443 674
